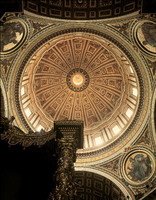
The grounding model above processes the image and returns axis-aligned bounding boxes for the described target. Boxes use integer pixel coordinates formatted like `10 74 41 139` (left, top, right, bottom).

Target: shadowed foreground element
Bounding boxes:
0 117 83 200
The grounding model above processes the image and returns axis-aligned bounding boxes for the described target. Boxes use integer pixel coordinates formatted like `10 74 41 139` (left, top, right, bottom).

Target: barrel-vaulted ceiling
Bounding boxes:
24 0 141 20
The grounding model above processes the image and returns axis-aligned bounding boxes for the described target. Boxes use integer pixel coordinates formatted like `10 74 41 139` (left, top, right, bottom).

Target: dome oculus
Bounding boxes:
66 68 90 92
73 74 83 86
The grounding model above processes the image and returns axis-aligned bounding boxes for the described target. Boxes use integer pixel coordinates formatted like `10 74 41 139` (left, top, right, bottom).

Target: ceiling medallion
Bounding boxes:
66 68 90 92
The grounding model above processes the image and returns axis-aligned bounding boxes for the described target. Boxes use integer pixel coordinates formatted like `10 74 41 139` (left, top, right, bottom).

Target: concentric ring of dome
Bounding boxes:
19 33 139 150
67 68 90 92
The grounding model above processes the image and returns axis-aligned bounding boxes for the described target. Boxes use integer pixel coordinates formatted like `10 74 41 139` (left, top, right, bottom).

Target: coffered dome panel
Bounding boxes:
19 32 139 151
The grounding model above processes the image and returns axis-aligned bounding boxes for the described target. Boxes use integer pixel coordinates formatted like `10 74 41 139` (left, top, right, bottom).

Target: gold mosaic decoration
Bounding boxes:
121 148 155 186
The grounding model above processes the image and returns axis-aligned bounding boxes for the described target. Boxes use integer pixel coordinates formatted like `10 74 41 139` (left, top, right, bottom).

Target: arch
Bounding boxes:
75 166 135 200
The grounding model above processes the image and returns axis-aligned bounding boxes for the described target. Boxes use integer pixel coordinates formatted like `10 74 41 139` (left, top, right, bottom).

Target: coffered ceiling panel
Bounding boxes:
19 32 139 151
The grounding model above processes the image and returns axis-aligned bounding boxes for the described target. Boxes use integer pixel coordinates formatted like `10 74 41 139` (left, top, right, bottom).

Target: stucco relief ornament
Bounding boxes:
120 147 155 186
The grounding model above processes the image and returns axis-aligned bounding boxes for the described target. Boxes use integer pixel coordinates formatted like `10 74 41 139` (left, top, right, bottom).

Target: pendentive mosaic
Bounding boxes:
120 147 155 186
0 16 31 56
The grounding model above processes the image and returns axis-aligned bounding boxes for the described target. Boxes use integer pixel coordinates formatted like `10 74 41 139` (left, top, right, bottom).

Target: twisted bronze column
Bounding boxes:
52 120 83 200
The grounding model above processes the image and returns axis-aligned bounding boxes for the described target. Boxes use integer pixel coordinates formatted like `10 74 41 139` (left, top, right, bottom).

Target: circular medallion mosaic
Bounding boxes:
0 18 28 55
18 31 140 150
133 20 156 56
121 148 155 186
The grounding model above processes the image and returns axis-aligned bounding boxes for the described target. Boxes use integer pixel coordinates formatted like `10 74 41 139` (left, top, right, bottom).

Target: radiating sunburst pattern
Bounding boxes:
20 33 139 149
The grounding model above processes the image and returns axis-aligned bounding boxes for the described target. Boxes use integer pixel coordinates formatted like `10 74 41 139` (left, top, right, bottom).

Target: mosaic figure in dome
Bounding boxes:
127 153 152 182
0 21 24 52
141 22 156 47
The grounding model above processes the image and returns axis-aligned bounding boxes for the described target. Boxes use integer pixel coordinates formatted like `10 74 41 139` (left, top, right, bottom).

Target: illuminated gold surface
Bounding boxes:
19 33 139 150
72 73 84 86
